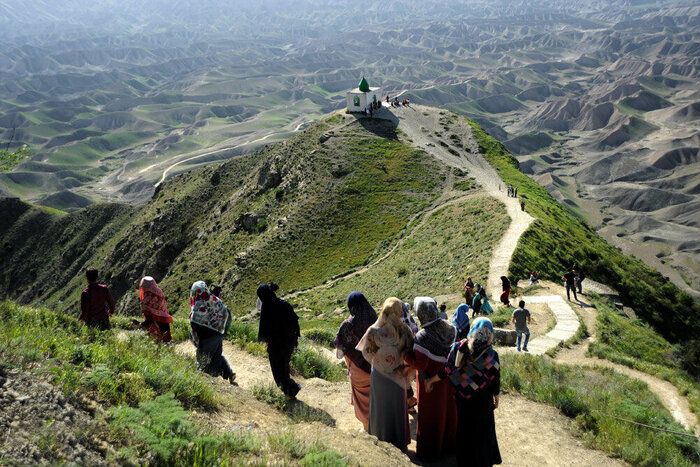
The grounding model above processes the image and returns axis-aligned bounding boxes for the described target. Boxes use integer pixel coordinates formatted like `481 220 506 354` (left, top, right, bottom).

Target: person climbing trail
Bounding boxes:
334 291 377 430
357 297 414 452
404 297 457 461
258 283 301 400
80 267 115 331
133 276 173 343
190 281 235 384
424 317 501 467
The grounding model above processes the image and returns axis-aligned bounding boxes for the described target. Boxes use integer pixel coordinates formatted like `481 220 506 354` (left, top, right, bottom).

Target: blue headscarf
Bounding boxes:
468 317 495 355
452 303 470 333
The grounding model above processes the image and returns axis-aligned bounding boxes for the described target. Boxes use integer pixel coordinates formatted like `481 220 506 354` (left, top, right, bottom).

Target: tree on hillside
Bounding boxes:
1 128 30 171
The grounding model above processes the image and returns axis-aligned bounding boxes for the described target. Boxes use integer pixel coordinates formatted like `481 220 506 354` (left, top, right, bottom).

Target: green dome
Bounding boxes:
358 76 370 92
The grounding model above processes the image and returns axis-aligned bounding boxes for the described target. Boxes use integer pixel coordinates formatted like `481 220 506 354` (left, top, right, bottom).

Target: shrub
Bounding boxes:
303 328 336 348
109 393 260 464
290 340 346 382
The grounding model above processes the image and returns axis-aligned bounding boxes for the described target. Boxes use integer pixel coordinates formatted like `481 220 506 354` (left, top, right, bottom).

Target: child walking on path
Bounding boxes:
511 300 531 352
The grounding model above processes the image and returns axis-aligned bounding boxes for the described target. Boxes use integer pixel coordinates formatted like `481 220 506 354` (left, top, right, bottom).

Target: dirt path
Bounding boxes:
174 338 623 466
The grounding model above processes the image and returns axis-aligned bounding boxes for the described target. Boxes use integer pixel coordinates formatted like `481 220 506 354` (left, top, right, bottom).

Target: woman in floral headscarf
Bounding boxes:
404 297 457 461
356 297 414 452
137 276 173 343
190 281 235 384
334 291 377 430
425 317 501 466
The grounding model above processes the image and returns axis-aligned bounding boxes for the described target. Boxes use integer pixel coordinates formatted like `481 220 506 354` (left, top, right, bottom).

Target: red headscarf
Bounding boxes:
139 277 173 323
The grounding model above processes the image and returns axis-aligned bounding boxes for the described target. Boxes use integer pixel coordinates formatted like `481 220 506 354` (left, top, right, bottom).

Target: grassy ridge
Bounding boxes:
0 116 446 319
588 295 700 418
503 354 699 465
466 117 699 368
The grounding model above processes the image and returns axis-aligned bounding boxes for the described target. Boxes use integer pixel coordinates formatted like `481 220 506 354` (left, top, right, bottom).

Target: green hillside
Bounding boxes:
1 115 451 317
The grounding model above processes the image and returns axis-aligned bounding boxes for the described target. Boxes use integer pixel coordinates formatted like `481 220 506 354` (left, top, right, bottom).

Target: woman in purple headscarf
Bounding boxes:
334 291 378 430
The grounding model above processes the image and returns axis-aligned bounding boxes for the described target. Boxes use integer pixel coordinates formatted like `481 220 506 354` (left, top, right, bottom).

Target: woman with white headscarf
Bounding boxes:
190 281 235 384
356 297 414 452
425 317 501 466
404 297 457 461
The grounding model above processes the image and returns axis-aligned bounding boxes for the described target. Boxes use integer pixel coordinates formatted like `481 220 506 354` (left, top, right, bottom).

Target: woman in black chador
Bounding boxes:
257 283 301 399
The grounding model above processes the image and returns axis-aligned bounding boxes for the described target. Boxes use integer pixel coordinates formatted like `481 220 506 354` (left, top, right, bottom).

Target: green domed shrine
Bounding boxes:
346 75 381 113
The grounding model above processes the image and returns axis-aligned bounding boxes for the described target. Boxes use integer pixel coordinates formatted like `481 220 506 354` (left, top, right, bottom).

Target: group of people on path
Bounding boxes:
463 277 494 317
79 268 302 397
80 265 577 466
335 292 501 465
506 185 518 197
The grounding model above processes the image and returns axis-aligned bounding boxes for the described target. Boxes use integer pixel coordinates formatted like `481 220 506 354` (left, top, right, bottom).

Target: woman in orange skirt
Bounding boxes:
334 291 377 430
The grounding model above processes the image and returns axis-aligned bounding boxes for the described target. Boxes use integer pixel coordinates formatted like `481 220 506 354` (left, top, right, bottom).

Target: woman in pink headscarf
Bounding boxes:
356 297 414 452
138 276 173 343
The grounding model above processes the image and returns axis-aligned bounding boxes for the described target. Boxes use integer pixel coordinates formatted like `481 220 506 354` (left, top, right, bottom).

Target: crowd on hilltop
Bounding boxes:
78 259 587 466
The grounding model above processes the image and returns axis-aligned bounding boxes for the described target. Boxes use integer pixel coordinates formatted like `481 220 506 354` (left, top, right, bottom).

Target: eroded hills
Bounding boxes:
0 0 697 295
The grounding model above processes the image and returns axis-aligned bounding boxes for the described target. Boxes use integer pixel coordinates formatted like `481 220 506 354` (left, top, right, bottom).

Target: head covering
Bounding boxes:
189 280 230 335
413 297 456 362
356 297 414 389
452 303 470 334
445 317 499 399
501 276 510 289
467 317 495 356
401 302 419 335
334 292 377 372
257 283 300 347
139 276 173 324
257 283 277 304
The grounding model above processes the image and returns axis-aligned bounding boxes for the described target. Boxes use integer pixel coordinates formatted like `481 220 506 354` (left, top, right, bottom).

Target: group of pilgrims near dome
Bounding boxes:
79 266 504 466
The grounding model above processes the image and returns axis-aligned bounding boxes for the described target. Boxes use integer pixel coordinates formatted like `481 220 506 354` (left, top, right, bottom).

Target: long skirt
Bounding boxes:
268 344 301 398
146 321 171 343
368 367 410 452
500 287 511 306
411 356 457 460
456 392 501 466
345 357 371 430
197 334 233 380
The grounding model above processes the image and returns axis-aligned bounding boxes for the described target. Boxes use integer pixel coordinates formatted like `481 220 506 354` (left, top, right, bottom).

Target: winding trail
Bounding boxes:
285 191 483 300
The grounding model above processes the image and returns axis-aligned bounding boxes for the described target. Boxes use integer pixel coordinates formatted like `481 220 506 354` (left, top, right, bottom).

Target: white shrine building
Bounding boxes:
346 76 381 113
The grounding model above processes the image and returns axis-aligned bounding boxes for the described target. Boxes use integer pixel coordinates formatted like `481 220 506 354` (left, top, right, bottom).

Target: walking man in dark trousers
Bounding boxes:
562 268 578 301
80 267 115 330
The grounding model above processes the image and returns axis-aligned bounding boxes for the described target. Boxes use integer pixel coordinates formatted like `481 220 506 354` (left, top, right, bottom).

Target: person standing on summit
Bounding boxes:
80 267 115 330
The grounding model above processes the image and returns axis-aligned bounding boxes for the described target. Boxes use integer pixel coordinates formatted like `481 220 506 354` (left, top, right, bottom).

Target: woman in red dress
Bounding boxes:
404 296 457 461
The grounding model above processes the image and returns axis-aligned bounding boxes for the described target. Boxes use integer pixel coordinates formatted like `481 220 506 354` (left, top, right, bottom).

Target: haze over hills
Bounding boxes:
0 0 698 296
